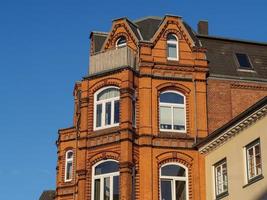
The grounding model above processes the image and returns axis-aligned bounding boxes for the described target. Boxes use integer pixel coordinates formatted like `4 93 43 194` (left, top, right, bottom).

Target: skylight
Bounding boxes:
235 53 253 70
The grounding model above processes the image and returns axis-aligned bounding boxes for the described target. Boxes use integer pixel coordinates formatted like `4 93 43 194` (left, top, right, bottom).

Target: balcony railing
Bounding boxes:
89 46 137 75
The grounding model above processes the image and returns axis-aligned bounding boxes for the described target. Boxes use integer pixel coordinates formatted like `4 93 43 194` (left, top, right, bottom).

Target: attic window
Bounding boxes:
116 36 127 48
235 53 253 70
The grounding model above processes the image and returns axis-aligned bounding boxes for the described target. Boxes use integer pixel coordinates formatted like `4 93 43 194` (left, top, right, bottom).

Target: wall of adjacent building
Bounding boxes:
205 115 267 200
207 78 267 133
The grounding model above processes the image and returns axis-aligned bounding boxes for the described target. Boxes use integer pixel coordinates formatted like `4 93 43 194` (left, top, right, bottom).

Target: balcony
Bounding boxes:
89 46 137 75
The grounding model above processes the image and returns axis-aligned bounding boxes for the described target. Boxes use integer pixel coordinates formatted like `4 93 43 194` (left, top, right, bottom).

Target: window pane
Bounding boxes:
94 179 101 200
160 106 172 130
167 34 177 41
113 176 119 200
114 100 120 124
117 36 126 47
175 181 186 200
161 179 172 200
168 43 177 59
161 165 185 177
95 161 119 175
160 92 184 104
66 162 73 180
67 151 73 159
105 102 111 125
173 107 185 131
235 53 252 69
97 88 119 101
96 104 102 127
104 177 110 200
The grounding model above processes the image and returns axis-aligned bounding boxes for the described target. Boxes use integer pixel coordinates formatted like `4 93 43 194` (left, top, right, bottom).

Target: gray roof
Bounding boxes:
134 17 162 41
91 32 108 53
39 190 55 200
90 15 267 82
198 35 267 81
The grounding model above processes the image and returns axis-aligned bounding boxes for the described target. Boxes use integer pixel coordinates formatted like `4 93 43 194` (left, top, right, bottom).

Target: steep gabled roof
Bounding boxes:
39 190 55 200
90 32 108 53
134 16 162 41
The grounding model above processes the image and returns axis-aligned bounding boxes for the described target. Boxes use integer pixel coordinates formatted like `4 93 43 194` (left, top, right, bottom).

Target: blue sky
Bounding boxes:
0 0 266 199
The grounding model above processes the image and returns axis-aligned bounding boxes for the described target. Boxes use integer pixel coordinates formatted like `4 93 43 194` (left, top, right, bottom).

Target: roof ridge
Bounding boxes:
197 34 267 46
133 16 162 23
91 31 109 35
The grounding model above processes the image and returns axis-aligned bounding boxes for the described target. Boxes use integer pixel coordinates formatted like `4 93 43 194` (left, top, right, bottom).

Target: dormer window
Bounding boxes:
116 36 127 48
235 53 253 70
167 34 179 61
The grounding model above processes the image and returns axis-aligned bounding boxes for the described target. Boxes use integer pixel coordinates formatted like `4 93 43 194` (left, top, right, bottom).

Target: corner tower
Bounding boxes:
56 15 208 200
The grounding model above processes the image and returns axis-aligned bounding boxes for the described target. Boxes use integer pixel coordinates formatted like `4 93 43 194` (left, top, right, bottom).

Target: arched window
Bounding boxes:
159 91 186 132
94 86 120 130
116 36 127 48
167 34 178 60
160 163 188 200
92 160 120 200
64 150 73 182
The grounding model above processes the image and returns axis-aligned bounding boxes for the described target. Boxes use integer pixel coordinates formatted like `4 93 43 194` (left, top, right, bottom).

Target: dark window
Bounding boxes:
95 161 119 175
235 53 253 69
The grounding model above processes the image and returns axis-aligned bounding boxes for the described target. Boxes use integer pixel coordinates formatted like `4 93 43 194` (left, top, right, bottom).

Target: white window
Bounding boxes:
64 150 73 182
94 86 120 130
92 160 120 200
116 36 126 48
167 34 178 60
214 159 228 197
246 139 262 181
159 91 186 132
160 163 188 200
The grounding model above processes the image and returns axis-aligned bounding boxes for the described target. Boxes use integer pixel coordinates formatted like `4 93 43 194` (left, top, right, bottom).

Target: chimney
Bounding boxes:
198 20 208 35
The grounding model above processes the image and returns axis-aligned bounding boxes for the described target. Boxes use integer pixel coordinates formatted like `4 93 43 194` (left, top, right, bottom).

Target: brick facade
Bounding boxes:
55 15 267 200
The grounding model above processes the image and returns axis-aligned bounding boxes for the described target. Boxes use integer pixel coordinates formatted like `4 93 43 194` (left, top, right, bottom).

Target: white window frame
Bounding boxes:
115 36 126 48
93 86 120 131
64 150 73 182
160 162 189 200
214 159 228 197
91 159 120 200
245 139 262 182
159 90 186 133
167 33 179 61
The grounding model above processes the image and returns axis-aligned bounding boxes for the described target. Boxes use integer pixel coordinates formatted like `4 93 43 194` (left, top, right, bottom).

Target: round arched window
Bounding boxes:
92 160 120 200
116 36 127 48
160 163 188 200
94 86 120 130
64 150 73 182
167 33 178 60
159 91 186 132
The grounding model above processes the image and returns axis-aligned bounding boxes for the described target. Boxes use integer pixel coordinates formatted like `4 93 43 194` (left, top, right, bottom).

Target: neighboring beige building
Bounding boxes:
197 97 267 200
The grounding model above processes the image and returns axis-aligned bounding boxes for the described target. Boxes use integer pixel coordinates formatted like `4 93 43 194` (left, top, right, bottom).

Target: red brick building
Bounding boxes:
55 15 267 200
